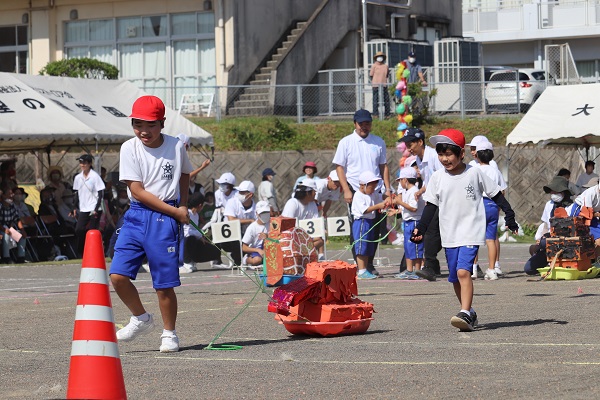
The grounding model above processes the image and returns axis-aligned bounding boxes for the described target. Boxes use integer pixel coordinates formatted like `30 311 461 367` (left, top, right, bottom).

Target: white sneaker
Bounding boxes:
391 237 403 246
210 260 230 269
494 266 504 276
318 254 325 261
179 263 196 274
140 263 150 273
116 314 155 342
484 269 499 281
159 332 180 353
471 264 479 279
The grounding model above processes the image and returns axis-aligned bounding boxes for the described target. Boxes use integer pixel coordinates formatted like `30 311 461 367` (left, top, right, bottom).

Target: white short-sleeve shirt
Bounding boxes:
423 165 500 247
416 145 443 187
468 159 498 169
73 169 105 212
183 210 203 238
242 220 268 249
351 190 377 220
315 179 341 203
119 134 193 203
401 185 425 221
215 189 238 208
332 131 387 191
477 164 507 198
574 186 600 210
224 198 256 221
281 198 319 220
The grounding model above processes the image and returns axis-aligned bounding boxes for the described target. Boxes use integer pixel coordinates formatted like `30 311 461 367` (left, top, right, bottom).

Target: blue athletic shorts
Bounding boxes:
484 197 499 240
352 218 376 256
403 220 423 260
445 245 479 283
110 201 181 289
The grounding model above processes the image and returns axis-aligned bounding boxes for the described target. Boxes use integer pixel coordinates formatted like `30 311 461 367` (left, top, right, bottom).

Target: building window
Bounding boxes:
576 60 598 82
0 25 28 73
64 12 215 108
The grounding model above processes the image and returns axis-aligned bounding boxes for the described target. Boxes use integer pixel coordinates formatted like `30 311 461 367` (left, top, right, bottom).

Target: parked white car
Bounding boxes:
485 69 549 113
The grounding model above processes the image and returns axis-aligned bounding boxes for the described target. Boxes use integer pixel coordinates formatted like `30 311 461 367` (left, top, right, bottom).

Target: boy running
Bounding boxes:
110 95 193 352
411 129 518 331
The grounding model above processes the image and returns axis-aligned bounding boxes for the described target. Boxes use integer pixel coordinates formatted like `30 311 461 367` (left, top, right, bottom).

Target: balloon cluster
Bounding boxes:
394 61 414 168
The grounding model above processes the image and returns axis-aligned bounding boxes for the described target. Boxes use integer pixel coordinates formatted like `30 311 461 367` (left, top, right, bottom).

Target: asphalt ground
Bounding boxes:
2 243 600 400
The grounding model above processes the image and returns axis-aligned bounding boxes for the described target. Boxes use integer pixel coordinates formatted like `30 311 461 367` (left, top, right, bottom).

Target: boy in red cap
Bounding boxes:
109 95 193 352
411 129 519 332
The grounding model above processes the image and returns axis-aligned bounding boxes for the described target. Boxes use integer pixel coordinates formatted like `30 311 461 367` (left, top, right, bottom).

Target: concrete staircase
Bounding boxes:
228 22 307 116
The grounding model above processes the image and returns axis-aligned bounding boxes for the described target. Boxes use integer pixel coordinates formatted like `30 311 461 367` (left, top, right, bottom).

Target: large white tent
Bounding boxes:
506 83 600 149
0 72 213 153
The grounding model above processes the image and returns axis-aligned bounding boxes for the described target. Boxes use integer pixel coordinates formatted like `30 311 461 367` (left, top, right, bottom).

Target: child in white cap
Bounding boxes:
393 167 425 280
241 200 271 268
352 171 395 279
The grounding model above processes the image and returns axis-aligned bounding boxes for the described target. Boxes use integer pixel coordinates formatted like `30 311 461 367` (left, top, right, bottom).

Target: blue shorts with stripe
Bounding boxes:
110 201 181 289
444 245 479 283
484 197 499 240
352 218 376 256
403 220 424 260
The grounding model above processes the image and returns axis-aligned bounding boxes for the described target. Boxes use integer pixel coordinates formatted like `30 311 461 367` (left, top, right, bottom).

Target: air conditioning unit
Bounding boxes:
126 26 137 38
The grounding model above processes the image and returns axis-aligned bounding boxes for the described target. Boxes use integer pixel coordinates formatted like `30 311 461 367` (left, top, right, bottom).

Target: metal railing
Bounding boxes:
141 66 600 122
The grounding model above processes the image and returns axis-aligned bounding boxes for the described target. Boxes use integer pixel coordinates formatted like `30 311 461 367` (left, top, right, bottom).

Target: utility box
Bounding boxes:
432 38 484 113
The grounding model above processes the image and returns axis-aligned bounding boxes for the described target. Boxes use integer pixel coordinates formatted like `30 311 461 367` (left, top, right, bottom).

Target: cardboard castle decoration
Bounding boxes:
268 261 374 337
264 217 317 286
546 207 595 270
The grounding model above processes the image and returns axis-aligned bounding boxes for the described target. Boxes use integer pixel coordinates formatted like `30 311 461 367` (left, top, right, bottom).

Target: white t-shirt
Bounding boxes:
540 200 557 228
242 220 268 249
576 172 599 189
401 185 424 221
574 185 600 210
416 146 443 187
468 159 498 169
423 164 500 247
215 189 238 208
281 197 319 220
119 134 193 203
476 164 507 198
73 169 105 212
351 190 378 220
315 179 341 203
224 197 256 224
332 130 387 191
183 210 203 238
258 180 278 211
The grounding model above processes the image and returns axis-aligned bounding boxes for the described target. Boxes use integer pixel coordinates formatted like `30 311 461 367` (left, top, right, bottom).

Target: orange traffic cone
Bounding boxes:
67 229 127 399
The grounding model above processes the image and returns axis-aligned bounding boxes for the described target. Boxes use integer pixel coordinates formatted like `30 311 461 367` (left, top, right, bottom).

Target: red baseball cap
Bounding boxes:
129 95 166 121
303 161 317 173
429 128 466 149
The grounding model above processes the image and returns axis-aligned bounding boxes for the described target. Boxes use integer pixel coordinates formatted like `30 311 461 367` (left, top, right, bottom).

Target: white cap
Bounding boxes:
466 135 490 148
404 155 417 168
235 180 255 193
476 141 493 151
255 200 271 214
328 170 339 181
216 172 236 185
176 133 190 148
359 171 380 185
297 178 317 191
399 167 417 179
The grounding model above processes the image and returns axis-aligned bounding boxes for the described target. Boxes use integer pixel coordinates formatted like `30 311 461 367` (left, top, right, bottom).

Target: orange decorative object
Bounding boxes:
546 207 596 271
268 261 374 337
264 217 317 286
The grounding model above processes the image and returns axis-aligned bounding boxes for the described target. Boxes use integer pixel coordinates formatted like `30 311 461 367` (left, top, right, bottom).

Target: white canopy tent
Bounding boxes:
0 72 213 154
506 83 600 154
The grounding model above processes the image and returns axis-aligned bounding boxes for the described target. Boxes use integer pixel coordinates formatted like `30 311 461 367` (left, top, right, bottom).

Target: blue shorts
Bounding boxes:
403 220 423 260
484 198 499 240
352 218 376 256
445 246 479 283
248 251 262 258
110 201 181 289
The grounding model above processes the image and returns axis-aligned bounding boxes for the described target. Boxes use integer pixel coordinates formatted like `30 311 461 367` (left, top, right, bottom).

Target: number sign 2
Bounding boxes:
211 220 242 243
326 216 350 237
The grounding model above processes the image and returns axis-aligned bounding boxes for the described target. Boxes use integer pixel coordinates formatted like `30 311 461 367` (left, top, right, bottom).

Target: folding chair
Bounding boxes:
38 215 78 260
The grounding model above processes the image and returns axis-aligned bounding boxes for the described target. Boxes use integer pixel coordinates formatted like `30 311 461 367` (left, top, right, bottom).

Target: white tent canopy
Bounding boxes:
506 83 600 148
0 72 213 153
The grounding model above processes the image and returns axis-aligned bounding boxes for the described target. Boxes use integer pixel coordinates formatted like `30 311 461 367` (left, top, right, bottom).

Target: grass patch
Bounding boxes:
193 115 521 151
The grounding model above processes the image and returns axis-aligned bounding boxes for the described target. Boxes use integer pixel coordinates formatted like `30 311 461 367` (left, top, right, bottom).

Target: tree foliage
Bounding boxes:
39 58 119 80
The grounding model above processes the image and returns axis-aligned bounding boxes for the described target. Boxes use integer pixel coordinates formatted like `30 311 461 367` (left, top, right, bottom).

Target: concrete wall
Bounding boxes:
411 0 463 37
226 0 322 86
274 0 361 85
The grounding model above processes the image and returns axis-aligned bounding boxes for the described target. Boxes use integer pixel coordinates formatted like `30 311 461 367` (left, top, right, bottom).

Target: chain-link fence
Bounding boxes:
145 66 600 122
